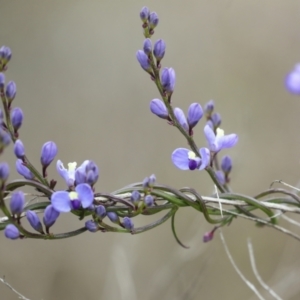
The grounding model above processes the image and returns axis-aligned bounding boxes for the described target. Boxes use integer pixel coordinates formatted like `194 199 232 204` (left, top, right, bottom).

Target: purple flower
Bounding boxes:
204 100 214 117
51 183 94 213
130 190 141 203
144 195 154 206
16 159 34 180
74 160 99 186
41 141 58 167
95 205 106 219
143 39 152 55
107 211 119 223
5 81 17 101
26 210 44 233
149 12 159 29
0 162 9 182
187 103 203 129
123 217 134 230
140 6 150 22
0 46 12 62
4 224 19 240
153 39 166 61
56 160 78 187
171 147 210 170
85 220 99 232
161 68 176 93
11 107 24 131
0 73 5 88
136 50 151 71
174 108 189 132
204 125 238 153
221 155 232 174
211 113 221 129
14 139 25 159
148 174 156 187
285 64 300 94
43 205 60 228
150 99 168 119
10 191 25 215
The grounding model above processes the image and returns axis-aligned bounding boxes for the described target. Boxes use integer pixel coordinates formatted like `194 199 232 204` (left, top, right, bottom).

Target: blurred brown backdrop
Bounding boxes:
1 0 300 299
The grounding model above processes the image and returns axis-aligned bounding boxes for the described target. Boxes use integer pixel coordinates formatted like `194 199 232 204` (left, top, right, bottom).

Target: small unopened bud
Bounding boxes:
149 12 159 29
143 38 152 55
204 100 214 118
11 107 24 131
16 159 34 180
95 205 106 219
0 73 5 89
187 103 203 129
107 212 119 224
40 141 58 168
221 155 232 174
140 7 150 22
14 139 25 159
43 205 60 228
203 227 218 243
150 99 168 119
215 170 225 185
85 220 99 232
4 224 19 240
136 50 151 71
211 113 221 129
5 81 17 102
0 46 12 63
148 174 156 187
10 191 25 215
26 210 44 233
130 190 141 203
123 217 134 230
153 39 166 62
144 195 154 207
174 108 189 132
0 162 9 182
161 67 176 93
85 160 99 186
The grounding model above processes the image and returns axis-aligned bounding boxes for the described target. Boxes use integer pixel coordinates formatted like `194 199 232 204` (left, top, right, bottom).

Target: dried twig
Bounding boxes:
0 276 31 300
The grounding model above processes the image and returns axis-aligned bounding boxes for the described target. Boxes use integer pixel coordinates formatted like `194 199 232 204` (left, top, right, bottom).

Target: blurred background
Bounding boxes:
1 0 300 299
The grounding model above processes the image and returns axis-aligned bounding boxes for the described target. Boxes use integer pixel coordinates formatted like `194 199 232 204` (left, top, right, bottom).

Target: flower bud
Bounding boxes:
0 73 5 89
123 217 134 230
11 107 24 131
144 195 154 206
149 12 159 29
187 103 203 129
85 220 99 232
161 67 175 93
174 108 189 132
43 205 60 228
95 205 106 219
130 190 141 203
204 100 214 117
285 64 300 94
16 159 34 179
0 162 9 182
26 210 44 233
0 46 12 63
140 6 150 22
150 99 168 119
40 141 58 167
221 155 232 174
203 230 214 242
0 129 11 149
211 113 221 129
14 139 25 159
4 224 19 240
5 81 17 101
85 160 99 186
10 191 25 215
142 176 150 189
148 174 156 187
153 39 166 61
136 50 151 71
143 38 152 55
107 211 119 224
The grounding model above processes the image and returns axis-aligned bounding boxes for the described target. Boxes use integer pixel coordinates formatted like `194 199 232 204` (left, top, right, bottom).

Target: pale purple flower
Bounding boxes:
11 107 24 131
171 147 210 170
136 50 151 71
140 6 150 22
26 210 43 233
14 139 25 159
10 191 25 215
41 141 58 167
43 205 60 228
153 39 166 61
5 81 16 100
143 39 152 55
51 183 94 213
149 12 159 28
221 155 232 174
204 125 238 153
